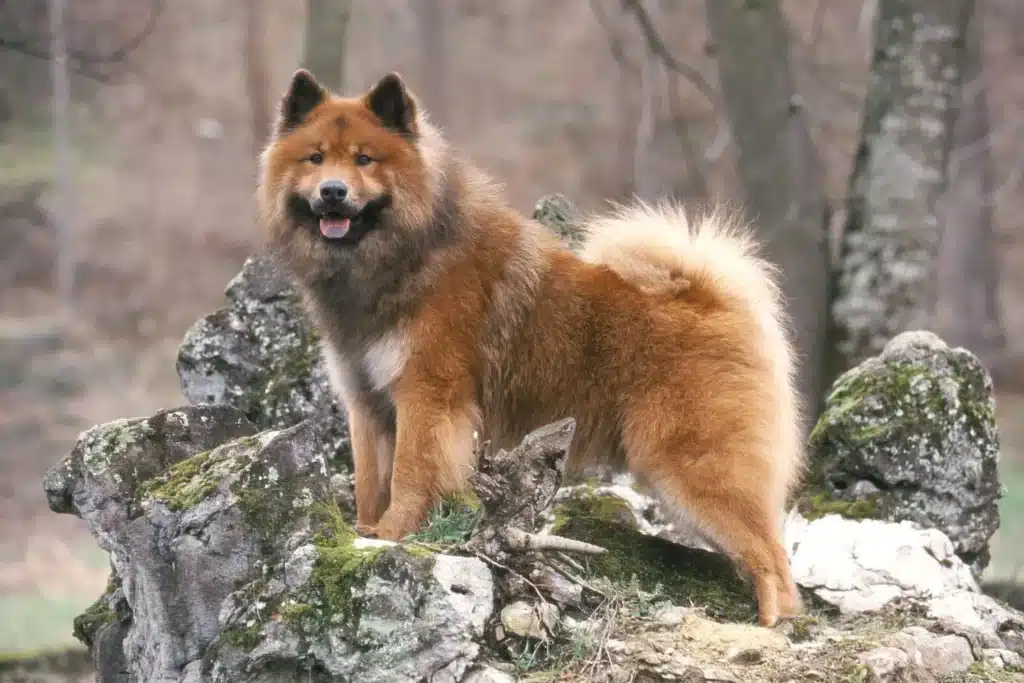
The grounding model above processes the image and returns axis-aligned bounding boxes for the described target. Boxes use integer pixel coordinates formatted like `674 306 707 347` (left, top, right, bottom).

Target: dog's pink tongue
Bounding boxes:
320 217 351 239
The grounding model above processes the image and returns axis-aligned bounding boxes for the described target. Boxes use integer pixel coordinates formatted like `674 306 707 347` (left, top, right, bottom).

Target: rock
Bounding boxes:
532 193 585 251
888 626 975 677
43 403 258 518
499 601 559 641
786 511 978 613
49 404 494 683
808 330 1002 574
857 646 912 678
529 564 583 607
175 250 351 469
546 478 717 551
925 589 1024 654
982 648 1023 669
460 666 516 683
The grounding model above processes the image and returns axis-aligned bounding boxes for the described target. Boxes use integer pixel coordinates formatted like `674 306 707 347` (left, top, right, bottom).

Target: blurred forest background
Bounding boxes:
1 0 1023 669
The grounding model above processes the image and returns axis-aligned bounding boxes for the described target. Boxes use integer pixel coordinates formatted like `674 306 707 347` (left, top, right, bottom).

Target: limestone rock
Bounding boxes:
808 330 1002 574
47 405 494 683
786 511 978 613
175 250 351 469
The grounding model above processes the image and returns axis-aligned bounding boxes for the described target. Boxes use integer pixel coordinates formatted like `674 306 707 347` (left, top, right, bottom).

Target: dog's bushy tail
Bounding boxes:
578 201 805 504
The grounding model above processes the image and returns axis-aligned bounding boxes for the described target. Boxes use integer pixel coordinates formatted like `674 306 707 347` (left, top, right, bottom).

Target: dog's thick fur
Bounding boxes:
258 70 806 626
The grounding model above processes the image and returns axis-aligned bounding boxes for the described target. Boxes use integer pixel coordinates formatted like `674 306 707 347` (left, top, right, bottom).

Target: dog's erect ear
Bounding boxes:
277 69 327 133
363 72 418 137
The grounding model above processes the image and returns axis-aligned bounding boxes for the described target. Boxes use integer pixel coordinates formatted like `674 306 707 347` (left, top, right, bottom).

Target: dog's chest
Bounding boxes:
322 329 409 402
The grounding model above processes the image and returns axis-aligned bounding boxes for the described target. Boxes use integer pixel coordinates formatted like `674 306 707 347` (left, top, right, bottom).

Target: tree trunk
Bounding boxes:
243 0 271 159
705 0 831 419
828 0 975 375
934 5 1004 368
417 0 449 128
302 0 350 92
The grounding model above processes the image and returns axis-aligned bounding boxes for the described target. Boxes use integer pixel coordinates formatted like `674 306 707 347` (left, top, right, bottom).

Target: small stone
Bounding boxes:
282 544 316 589
981 648 1023 669
858 646 911 677
889 629 975 676
500 601 559 641
699 666 742 682
530 565 583 606
461 665 517 683
654 604 695 628
726 647 763 664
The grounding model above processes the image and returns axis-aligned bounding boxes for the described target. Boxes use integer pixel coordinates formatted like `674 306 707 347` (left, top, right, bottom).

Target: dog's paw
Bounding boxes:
354 523 379 539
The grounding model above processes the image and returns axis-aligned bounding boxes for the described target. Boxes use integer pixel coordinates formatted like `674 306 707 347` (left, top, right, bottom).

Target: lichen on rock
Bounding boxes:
809 330 1002 574
175 250 351 471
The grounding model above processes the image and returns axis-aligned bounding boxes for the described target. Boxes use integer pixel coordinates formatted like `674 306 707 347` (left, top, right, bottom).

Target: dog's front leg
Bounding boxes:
367 383 479 542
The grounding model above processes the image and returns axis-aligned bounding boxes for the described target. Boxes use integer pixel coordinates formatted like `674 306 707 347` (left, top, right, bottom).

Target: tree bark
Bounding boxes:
705 0 831 419
828 0 975 375
243 0 271 159
934 5 1004 368
417 0 449 128
302 0 350 92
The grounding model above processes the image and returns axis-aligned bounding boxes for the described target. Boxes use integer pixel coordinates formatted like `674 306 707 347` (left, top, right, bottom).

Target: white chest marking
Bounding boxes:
362 330 409 392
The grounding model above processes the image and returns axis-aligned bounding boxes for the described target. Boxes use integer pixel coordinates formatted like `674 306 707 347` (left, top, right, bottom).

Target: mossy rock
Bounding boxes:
551 487 639 529
808 331 1000 575
176 251 353 472
554 517 758 622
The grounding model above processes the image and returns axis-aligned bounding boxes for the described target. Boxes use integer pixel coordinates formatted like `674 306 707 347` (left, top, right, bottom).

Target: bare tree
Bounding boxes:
828 0 976 374
417 0 448 128
705 0 831 416
302 0 350 92
0 0 163 81
244 0 271 159
934 5 1005 369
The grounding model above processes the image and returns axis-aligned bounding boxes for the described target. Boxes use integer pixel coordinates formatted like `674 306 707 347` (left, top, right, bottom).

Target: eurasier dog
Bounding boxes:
257 69 805 626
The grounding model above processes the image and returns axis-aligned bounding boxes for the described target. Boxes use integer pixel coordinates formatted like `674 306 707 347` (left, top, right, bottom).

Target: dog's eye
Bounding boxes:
355 153 373 167
308 152 324 165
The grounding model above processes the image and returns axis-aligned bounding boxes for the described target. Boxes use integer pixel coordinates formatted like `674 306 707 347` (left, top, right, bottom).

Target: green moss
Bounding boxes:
72 573 123 649
810 361 931 448
279 503 388 635
938 661 1024 682
220 623 262 651
554 517 758 622
406 491 483 545
796 490 880 522
138 450 218 511
788 614 821 643
551 489 637 529
79 417 155 476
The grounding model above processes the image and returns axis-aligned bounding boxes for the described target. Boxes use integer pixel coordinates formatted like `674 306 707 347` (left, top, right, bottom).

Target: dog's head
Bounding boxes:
258 70 441 278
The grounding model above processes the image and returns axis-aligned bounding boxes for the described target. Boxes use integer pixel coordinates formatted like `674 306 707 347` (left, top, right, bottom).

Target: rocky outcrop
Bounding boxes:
44 195 1023 682
807 330 1002 575
46 406 494 683
175 250 351 470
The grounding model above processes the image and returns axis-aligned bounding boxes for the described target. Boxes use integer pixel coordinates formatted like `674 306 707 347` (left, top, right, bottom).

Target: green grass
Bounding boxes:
989 394 1024 583
988 457 1024 582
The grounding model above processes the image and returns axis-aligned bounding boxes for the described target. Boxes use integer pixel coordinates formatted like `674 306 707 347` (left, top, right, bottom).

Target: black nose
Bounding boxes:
319 180 348 203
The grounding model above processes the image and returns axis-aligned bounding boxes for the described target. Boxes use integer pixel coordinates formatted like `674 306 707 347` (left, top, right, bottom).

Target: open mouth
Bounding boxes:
318 213 353 240
286 193 392 245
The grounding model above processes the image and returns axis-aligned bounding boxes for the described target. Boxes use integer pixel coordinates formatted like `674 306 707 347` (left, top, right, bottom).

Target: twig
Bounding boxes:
590 0 639 75
473 550 550 605
0 0 164 81
620 0 717 104
506 528 607 555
